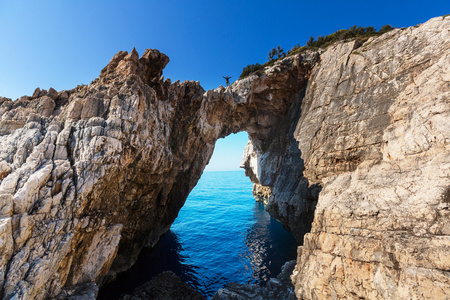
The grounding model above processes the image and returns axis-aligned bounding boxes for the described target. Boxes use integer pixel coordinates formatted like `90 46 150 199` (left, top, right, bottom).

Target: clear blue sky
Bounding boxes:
0 1 448 171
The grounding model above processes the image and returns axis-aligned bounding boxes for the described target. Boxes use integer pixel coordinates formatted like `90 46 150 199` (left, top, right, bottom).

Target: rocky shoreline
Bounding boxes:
0 15 448 299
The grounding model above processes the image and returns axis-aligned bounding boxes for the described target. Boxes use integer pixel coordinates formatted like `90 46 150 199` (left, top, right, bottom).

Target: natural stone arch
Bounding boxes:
1 16 450 300
0 48 315 298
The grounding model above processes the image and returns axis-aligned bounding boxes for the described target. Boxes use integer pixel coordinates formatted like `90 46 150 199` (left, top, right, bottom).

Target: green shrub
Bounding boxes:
239 23 396 79
379 24 394 34
287 44 301 55
276 45 285 59
299 25 393 52
268 48 276 61
240 63 263 78
306 36 314 47
268 46 285 61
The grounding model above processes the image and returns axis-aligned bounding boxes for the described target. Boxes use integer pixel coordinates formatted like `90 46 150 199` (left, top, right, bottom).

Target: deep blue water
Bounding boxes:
99 171 298 299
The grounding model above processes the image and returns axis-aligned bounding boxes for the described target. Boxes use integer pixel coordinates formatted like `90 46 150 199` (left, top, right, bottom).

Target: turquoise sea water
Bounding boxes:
99 171 298 299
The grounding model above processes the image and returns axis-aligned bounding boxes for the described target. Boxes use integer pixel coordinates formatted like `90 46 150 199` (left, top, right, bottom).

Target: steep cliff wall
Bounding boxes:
0 48 313 298
0 14 448 300
240 80 321 242
291 16 450 299
241 16 450 299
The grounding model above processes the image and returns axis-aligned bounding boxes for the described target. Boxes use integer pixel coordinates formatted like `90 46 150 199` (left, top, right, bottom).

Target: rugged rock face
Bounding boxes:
241 16 450 299
0 14 449 300
0 46 313 298
289 16 450 299
240 75 321 242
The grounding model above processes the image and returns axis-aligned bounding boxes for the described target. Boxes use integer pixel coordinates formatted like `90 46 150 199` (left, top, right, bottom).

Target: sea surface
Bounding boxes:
99 171 298 299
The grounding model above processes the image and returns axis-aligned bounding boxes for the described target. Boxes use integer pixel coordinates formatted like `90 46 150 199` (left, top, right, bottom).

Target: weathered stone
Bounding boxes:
0 160 11 181
58 90 69 100
32 88 41 99
0 15 448 300
48 87 59 100
0 194 13 217
0 39 313 298
38 89 48 97
139 48 170 84
56 282 99 300
288 16 450 299
0 217 13 292
240 15 450 300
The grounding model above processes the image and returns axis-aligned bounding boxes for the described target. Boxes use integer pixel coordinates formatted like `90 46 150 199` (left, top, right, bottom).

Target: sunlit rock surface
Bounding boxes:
242 15 450 299
0 14 449 300
0 47 312 298
296 16 449 299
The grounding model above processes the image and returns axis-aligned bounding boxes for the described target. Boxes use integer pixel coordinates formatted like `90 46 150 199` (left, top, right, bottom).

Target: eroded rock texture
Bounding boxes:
0 46 313 298
289 17 450 299
240 66 321 242
0 14 449 300
241 16 450 299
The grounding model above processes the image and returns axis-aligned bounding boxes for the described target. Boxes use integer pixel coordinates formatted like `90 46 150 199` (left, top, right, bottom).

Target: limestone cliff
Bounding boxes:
242 16 450 299
0 15 448 300
290 17 450 299
0 47 312 298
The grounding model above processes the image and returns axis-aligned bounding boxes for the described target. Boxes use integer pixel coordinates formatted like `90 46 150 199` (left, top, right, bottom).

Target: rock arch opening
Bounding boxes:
91 48 319 282
98 132 299 298
2 18 450 299
0 48 319 299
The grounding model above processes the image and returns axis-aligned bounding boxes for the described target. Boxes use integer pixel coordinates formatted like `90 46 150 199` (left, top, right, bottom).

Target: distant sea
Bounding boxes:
98 171 298 299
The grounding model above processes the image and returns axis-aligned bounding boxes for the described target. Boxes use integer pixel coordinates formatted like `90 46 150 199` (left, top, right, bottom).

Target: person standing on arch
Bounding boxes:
222 75 233 87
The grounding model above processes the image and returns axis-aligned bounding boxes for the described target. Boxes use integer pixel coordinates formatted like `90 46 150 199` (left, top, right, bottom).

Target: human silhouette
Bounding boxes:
222 75 233 87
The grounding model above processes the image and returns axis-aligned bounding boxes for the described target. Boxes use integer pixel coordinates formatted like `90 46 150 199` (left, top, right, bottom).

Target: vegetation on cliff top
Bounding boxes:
239 24 394 79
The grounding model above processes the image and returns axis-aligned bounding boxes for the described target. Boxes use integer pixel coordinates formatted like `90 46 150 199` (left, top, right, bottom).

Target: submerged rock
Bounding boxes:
55 282 99 300
0 14 448 300
241 15 450 299
0 44 313 298
212 260 296 300
120 271 206 300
